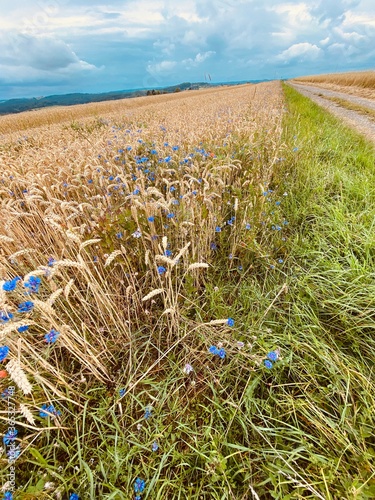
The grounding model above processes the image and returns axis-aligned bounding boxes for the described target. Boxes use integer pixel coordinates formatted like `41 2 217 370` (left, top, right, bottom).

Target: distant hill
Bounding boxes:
0 80 265 116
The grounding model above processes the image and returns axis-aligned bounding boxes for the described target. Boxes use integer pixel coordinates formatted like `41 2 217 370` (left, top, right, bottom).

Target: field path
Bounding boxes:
288 82 375 145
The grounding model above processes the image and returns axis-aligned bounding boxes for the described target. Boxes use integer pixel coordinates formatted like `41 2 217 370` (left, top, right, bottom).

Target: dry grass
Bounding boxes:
292 70 375 99
0 81 284 410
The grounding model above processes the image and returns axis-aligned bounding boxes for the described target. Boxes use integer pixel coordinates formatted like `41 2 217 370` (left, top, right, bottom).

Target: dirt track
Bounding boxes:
288 82 375 146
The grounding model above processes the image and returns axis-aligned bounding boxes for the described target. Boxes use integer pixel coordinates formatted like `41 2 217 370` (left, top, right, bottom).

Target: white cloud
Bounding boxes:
277 42 322 62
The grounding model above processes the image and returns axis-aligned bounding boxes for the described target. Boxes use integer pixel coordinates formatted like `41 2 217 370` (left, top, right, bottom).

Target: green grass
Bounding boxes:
2 84 375 499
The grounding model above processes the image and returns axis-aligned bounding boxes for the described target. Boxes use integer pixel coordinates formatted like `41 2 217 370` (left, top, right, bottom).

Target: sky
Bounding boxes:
1 0 375 100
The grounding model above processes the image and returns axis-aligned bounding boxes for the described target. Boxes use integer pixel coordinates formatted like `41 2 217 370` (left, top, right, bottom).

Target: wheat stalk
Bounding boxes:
64 279 75 299
79 238 101 250
188 263 209 270
19 404 36 425
104 250 122 267
6 359 32 395
142 288 164 301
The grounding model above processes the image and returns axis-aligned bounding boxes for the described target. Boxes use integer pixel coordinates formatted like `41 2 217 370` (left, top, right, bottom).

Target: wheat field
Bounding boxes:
292 70 375 99
0 80 284 444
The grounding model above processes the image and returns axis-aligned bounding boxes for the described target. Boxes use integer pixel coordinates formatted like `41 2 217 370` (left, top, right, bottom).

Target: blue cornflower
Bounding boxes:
245 223 251 230
3 428 17 445
135 496 141 500
215 226 221 232
264 360 273 369
152 441 159 451
170 186 176 192
275 201 281 206
3 491 13 500
209 345 219 355
166 213 175 219
48 257 56 266
17 301 34 313
267 351 279 362
2 276 21 292
172 145 179 151
144 408 151 419
227 318 235 327
164 156 171 163
210 242 217 251
134 478 146 494
157 266 166 275
116 232 123 239
132 230 142 238
0 346 10 362
164 249 172 257
147 216 155 222
133 188 140 195
44 329 59 343
218 348 226 359
17 325 29 333
278 258 283 264
24 276 41 293
39 404 61 418
0 311 13 323
69 494 79 500
119 388 126 397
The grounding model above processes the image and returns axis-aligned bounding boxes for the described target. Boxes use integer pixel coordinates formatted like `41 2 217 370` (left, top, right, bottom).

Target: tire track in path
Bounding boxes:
288 82 375 146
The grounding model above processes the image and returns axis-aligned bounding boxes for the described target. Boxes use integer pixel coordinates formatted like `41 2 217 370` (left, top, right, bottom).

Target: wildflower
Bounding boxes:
147 216 155 222
17 301 34 313
0 346 10 362
157 266 166 275
278 258 283 264
218 348 226 359
0 311 14 323
132 229 142 238
166 213 175 219
209 345 219 355
39 404 61 418
238 265 243 271
152 441 159 451
275 201 281 206
3 428 17 445
164 249 172 257
267 351 279 362
144 408 151 419
44 329 59 343
215 226 221 232
264 360 273 369
245 223 251 230
119 388 126 397
210 242 217 251
134 478 146 494
116 232 123 239
227 318 235 327
48 257 56 266
183 363 193 375
3 492 13 500
133 188 140 195
69 494 79 500
237 341 245 349
24 276 41 293
2 276 21 292
17 325 29 333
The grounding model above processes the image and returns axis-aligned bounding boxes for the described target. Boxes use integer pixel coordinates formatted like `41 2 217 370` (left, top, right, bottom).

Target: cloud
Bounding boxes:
277 42 322 62
1 0 375 99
